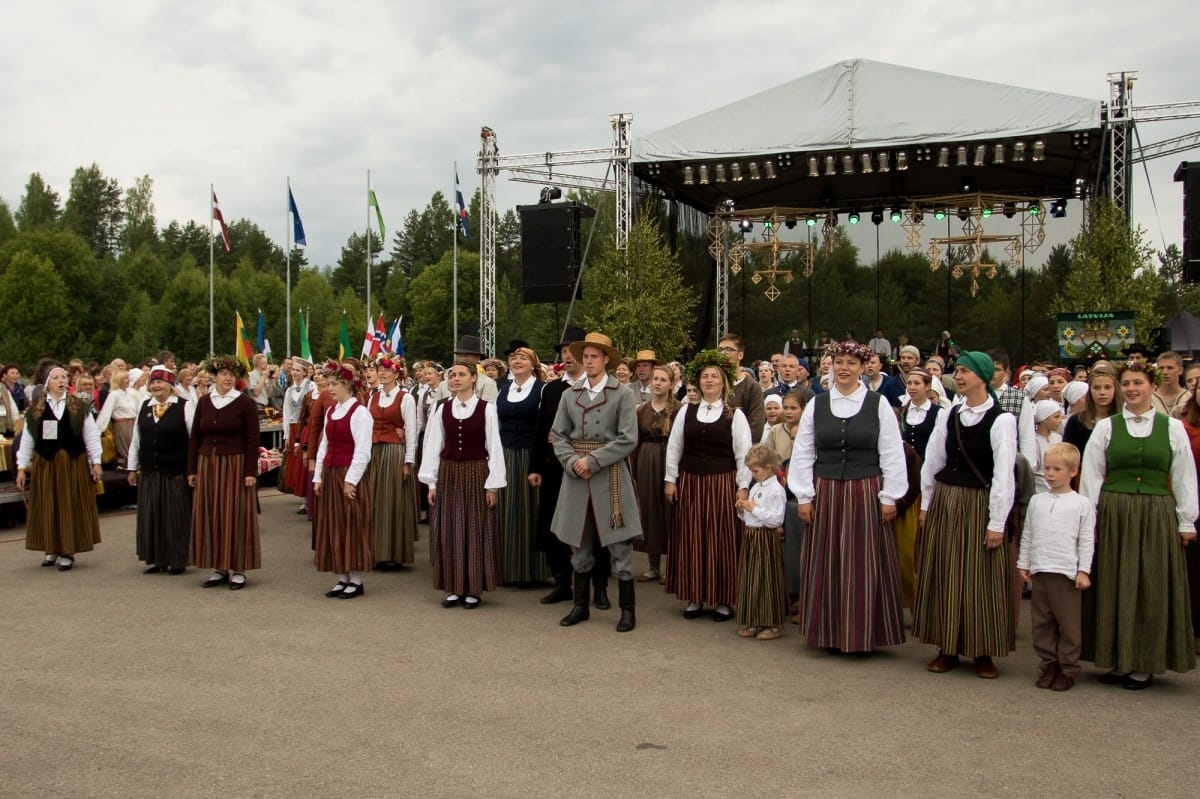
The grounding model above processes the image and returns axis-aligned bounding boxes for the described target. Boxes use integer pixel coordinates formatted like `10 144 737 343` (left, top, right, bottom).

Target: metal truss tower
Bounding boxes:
1106 72 1136 218
478 127 499 358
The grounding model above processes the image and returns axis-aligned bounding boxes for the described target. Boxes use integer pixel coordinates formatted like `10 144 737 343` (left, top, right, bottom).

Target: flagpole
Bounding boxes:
209 183 215 356
366 169 372 329
453 162 459 349
286 176 292 358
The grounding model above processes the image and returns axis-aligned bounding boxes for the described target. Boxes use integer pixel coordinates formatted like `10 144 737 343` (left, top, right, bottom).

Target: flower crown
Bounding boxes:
685 349 737 393
824 340 874 362
321 360 363 390
202 355 248 378
1118 360 1162 386
375 354 405 373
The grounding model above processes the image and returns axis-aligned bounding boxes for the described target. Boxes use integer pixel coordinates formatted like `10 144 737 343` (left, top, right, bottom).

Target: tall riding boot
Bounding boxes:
559 571 591 627
540 572 572 604
616 579 636 632
592 571 611 610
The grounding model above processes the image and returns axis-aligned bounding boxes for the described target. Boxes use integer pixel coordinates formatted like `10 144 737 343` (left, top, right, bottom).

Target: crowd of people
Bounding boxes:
4 330 1198 690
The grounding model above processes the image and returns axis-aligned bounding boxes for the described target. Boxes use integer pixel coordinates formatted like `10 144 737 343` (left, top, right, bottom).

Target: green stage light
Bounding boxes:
848 210 861 224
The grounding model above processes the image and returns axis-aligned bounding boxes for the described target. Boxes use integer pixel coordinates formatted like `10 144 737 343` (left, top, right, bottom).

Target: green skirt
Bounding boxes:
1082 491 1196 674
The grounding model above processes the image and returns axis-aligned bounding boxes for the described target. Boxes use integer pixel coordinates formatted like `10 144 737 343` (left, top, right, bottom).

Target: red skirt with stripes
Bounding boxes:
430 459 498 596
664 470 742 606
313 465 374 573
189 454 260 571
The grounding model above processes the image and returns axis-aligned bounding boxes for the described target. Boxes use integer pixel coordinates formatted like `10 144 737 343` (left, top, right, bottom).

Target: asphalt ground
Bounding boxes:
1 490 1197 798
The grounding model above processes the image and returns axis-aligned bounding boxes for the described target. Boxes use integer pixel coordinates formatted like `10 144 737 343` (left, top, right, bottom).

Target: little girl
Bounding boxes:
734 444 789 640
764 390 808 615
1033 399 1064 494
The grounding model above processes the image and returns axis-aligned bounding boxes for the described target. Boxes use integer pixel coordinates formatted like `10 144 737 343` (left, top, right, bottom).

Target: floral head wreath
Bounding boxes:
1118 360 1162 386
685 349 738 396
321 360 363 391
824 340 874 363
375 354 405 373
202 355 248 379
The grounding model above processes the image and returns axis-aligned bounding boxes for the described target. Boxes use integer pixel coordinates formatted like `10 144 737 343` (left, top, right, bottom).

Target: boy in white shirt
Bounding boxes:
1018 442 1095 692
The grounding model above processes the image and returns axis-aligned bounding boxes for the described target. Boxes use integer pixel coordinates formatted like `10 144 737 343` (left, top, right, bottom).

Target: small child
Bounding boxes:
734 444 789 640
1017 442 1095 692
1032 399 1064 494
764 390 809 619
762 394 783 438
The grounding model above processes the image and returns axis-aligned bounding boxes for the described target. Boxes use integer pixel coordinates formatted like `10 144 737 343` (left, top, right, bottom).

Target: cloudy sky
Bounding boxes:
2 1 1197 269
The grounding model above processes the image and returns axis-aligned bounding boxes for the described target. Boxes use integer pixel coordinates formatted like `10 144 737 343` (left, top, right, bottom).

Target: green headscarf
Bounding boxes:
955 350 998 404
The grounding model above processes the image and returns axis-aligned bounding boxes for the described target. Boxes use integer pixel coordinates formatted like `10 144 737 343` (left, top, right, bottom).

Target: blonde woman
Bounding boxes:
95 368 139 468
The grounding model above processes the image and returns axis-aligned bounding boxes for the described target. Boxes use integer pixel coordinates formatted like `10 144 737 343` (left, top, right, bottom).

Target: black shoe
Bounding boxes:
1099 670 1130 685
42 555 57 568
339 583 365 599
229 575 247 591
560 572 591 627
295 506 308 515
713 606 733 622
326 582 349 598
1124 674 1154 690
462 595 480 609
143 565 165 574
540 575 573 604
683 604 705 620
593 579 611 610
616 580 636 633
167 567 186 576
441 595 461 608
202 572 230 588
57 557 75 572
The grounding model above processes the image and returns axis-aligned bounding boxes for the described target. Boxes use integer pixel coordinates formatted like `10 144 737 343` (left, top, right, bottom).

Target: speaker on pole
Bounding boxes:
519 201 596 303
1175 162 1200 282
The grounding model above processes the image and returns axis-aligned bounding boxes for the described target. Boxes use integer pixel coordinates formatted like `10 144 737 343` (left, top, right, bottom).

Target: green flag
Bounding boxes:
298 309 312 362
337 311 352 360
368 189 386 240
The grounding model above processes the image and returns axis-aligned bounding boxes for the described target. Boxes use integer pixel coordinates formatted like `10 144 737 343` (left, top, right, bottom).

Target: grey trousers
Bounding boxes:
570 502 634 580
1031 572 1083 676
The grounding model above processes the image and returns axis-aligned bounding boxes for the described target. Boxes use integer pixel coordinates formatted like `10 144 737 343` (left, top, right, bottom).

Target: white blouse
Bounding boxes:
417 395 506 491
505 376 541 403
16 394 103 468
1079 408 1198 533
739 477 787 528
664 399 753 489
126 397 196 471
95 387 140 429
373 389 418 465
208 388 242 410
313 399 374 487
905 399 933 427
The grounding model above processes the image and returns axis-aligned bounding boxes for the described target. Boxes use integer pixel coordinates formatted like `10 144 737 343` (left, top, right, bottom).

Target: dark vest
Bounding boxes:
134 400 189 475
679 402 735 475
813 390 883 480
496 380 542 450
441 399 488 461
31 396 87 461
323 401 361 468
936 404 1003 489
900 403 942 462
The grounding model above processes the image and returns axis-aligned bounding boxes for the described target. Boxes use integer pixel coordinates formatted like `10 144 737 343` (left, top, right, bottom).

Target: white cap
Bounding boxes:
1062 381 1089 407
1035 399 1063 423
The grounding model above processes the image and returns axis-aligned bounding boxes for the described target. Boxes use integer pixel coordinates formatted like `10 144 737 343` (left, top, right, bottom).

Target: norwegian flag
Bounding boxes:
212 189 231 253
361 313 387 359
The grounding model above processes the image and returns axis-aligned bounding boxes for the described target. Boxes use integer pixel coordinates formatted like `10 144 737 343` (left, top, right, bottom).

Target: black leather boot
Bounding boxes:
559 571 591 626
540 573 572 604
593 573 611 610
616 579 636 632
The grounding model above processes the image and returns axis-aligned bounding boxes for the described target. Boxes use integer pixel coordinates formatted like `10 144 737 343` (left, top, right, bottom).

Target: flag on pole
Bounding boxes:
298 309 312 362
386 317 404 356
288 187 307 246
455 170 470 238
212 189 231 253
235 311 254 369
256 309 266 353
337 311 352 361
361 313 387 359
368 189 386 241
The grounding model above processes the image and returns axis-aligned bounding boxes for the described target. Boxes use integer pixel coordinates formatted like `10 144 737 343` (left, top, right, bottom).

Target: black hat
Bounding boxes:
453 335 484 357
503 339 530 357
555 326 586 353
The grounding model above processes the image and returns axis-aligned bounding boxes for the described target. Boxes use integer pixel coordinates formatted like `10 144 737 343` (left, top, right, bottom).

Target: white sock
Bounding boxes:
349 571 363 585
211 570 228 581
715 604 732 616
231 572 246 584
43 555 56 563
58 555 74 565
463 595 479 605
685 602 702 612
1130 671 1152 681
445 594 460 602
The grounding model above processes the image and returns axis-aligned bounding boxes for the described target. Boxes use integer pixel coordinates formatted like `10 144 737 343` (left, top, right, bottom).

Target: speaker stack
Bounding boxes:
518 201 596 303
1175 162 1200 282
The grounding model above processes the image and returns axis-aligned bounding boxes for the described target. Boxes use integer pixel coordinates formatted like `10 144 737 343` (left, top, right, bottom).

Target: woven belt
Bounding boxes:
572 439 624 529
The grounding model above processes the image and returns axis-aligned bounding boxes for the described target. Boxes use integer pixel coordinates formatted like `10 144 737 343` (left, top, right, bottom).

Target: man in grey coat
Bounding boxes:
550 331 642 632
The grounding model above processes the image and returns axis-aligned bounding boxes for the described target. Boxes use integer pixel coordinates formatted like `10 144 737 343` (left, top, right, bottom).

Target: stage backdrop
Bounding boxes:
1057 311 1135 359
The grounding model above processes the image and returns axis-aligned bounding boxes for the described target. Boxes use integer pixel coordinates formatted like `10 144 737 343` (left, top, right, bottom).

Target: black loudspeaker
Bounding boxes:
519 201 596 303
1175 162 1200 282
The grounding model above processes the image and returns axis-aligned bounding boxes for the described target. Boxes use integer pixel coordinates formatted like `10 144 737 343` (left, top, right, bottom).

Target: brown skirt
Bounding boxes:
430 459 498 596
314 464 374 573
25 451 101 556
111 417 135 468
633 439 671 558
189 454 261 572
664 470 742 606
370 442 418 565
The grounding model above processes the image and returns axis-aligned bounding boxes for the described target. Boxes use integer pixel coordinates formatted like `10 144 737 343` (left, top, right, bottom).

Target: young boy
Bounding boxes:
1017 442 1095 691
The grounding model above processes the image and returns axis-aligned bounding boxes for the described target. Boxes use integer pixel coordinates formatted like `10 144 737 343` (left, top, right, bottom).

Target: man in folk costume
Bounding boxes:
550 331 643 632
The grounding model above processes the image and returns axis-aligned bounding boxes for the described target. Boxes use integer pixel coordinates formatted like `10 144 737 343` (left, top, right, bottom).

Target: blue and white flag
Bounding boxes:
455 170 469 238
289 187 307 246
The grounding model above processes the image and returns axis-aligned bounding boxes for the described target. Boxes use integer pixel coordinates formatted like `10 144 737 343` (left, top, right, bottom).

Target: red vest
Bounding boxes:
368 389 407 445
323 401 360 468
440 398 488 461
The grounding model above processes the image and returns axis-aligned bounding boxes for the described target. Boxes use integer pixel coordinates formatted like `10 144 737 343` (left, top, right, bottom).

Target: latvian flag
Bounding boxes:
455 170 469 238
212 189 232 253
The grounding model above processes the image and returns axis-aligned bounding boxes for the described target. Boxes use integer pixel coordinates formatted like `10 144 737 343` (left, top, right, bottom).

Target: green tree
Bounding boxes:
406 250 481 359
331 231 386 302
61 163 124 259
0 251 72 363
0 198 16 246
15 173 61 231
121 174 158 254
160 220 212 272
158 258 214 360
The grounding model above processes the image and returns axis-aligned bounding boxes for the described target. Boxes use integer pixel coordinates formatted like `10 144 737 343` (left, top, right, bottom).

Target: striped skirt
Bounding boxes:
797 476 905 651
496 447 548 583
135 470 192 569
664 470 742 606
736 526 787 627
314 464 374 573
895 501 920 610
111 417 135 468
189 454 261 572
370 442 418 565
1082 491 1196 674
633 440 671 558
25 451 101 556
280 423 309 495
913 483 1014 658
430 459 498 596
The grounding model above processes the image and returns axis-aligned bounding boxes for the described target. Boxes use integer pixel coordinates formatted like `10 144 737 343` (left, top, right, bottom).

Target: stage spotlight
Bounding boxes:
894 151 907 171
806 214 819 228
914 146 932 163
993 143 1005 164
646 163 661 177
1032 140 1045 161
785 216 797 229
778 154 793 169
824 155 837 176
842 154 855 175
1050 199 1067 218
981 206 993 218
1072 131 1090 149
889 207 903 223
934 208 947 221
870 208 884 225
683 166 695 186
731 162 744 182
715 164 727 183
764 160 777 180
748 162 761 180
1003 202 1016 218
539 186 563 203
937 147 950 168
973 145 986 167
1012 141 1026 162
739 219 753 233
808 157 820 178
698 165 710 185
878 151 891 173
848 210 861 225
1027 202 1040 216
956 146 968 167
957 207 970 221
860 153 873 174
960 177 975 193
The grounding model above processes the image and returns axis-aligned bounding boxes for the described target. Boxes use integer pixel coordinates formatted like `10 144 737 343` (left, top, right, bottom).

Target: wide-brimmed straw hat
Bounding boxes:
568 332 621 365
633 349 659 365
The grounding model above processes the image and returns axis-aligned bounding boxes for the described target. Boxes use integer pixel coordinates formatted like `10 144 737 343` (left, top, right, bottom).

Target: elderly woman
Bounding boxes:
367 354 418 569
128 366 195 575
15 365 103 570
313 362 375 599
790 342 908 653
495 345 548 585
664 349 752 621
188 356 260 590
1080 361 1197 688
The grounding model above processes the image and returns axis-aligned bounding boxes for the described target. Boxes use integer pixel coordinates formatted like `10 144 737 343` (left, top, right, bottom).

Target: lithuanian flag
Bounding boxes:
235 311 254 369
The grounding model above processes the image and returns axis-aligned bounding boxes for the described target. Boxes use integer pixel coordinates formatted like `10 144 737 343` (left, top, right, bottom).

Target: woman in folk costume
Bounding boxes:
419 361 506 609
789 341 908 653
95 367 139 468
303 369 337 533
495 346 549 585
1080 361 1197 688
279 358 314 497
664 349 753 622
914 351 1018 678
128 366 195 575
15 365 103 571
313 362 375 599
895 369 943 610
632 364 680 584
187 356 261 591
367 354 418 569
